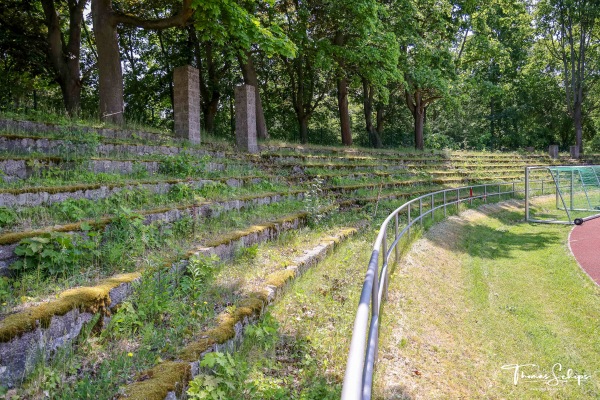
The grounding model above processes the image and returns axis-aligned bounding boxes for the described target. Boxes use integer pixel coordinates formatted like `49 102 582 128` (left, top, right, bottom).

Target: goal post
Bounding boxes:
525 165 600 225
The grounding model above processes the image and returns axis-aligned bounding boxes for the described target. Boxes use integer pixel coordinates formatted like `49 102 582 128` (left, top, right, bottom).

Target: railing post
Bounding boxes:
431 194 435 221
407 204 411 238
382 233 388 301
484 185 487 203
498 184 501 200
419 198 423 227
512 182 515 198
443 190 447 217
456 188 460 213
394 213 399 263
525 167 529 221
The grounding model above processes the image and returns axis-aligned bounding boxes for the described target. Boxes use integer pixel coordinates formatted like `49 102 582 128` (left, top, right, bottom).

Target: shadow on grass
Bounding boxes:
427 211 561 260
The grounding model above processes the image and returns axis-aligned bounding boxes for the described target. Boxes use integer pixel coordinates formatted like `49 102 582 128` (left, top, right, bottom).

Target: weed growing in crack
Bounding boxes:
304 176 329 227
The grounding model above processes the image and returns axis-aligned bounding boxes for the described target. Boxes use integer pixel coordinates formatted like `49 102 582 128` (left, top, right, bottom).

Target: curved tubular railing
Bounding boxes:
341 181 528 400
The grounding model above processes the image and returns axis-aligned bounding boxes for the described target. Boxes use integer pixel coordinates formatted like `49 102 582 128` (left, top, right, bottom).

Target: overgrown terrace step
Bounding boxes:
118 224 362 400
0 212 310 388
0 191 305 273
0 118 175 144
260 144 447 159
424 169 525 177
0 155 237 181
335 175 523 198
0 133 228 159
267 161 407 172
0 119 237 154
0 175 267 207
256 152 450 165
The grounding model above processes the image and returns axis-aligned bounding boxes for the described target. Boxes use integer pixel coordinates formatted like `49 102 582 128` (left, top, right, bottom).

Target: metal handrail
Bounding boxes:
341 180 535 400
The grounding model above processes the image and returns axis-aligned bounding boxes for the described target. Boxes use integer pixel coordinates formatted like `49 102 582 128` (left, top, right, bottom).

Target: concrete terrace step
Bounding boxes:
0 211 311 388
118 223 363 400
0 191 305 273
0 133 226 159
0 175 267 207
0 155 240 181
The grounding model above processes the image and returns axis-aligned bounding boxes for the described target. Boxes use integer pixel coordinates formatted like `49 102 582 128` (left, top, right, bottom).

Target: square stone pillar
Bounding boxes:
173 66 201 144
549 145 559 159
235 84 258 153
570 145 580 159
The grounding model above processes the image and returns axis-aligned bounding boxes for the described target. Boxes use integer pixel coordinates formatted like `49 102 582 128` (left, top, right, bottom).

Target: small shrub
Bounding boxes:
0 207 16 228
11 232 99 277
187 352 244 400
304 176 328 226
159 153 210 178
179 255 217 300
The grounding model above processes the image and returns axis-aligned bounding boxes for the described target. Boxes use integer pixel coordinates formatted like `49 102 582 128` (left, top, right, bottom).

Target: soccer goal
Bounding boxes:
525 165 600 225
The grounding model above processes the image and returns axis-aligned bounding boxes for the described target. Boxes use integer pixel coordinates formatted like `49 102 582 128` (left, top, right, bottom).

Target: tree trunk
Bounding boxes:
376 103 384 136
405 89 424 150
414 108 424 151
574 101 583 155
205 97 219 134
239 51 268 139
299 113 309 144
362 78 382 148
91 0 124 124
41 0 85 116
337 77 352 146
490 98 495 150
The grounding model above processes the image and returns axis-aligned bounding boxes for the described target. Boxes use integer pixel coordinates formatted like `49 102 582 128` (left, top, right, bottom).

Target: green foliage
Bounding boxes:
244 312 278 350
0 207 16 228
179 255 217 300
11 232 99 277
158 153 211 178
192 0 296 58
102 206 158 267
187 352 239 400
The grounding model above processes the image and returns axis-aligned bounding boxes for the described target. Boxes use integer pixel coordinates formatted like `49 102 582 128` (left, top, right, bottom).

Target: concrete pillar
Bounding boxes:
549 145 559 159
173 66 201 144
235 84 258 153
570 145 580 159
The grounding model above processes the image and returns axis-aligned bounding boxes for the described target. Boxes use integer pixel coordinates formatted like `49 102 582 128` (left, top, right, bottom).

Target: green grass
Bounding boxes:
375 203 600 399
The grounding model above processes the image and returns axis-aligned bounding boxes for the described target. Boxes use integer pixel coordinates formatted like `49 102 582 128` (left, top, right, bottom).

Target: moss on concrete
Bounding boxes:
0 272 140 342
120 361 191 400
265 269 296 287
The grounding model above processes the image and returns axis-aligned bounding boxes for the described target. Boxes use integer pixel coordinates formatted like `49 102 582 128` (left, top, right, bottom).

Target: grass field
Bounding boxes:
375 202 600 399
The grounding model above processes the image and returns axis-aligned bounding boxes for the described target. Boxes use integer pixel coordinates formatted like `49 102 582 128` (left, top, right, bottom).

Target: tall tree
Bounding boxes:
537 0 600 154
90 0 193 124
41 0 87 115
402 0 457 150
1 0 86 115
278 0 332 143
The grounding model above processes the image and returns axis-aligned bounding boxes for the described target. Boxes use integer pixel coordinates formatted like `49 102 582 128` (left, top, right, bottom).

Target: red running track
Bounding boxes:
569 217 600 285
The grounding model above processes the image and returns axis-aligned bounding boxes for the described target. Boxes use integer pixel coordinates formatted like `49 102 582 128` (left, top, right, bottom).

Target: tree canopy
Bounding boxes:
2 0 600 152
